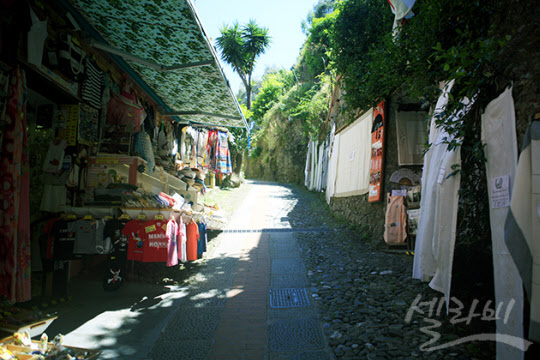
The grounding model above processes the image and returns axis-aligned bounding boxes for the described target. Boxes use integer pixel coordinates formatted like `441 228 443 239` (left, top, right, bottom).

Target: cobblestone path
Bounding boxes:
50 180 500 359
150 180 500 359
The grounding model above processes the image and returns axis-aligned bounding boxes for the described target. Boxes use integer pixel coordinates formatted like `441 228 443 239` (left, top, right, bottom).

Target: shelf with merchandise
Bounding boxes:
86 154 199 205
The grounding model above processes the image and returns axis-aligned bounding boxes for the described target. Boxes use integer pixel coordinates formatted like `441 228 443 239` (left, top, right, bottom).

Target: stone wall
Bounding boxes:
245 114 308 185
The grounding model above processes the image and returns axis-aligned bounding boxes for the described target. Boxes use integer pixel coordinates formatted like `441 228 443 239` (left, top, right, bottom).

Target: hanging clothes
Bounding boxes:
180 127 187 164
482 86 525 359
413 79 472 310
186 220 199 261
310 140 318 190
197 221 207 257
304 140 313 188
166 218 178 267
321 136 330 191
326 124 339 204
69 218 104 254
123 218 146 262
505 121 540 343
413 80 454 282
178 220 187 263
101 217 130 255
196 128 209 167
138 218 168 262
207 129 219 172
80 58 104 110
0 67 31 303
216 131 232 175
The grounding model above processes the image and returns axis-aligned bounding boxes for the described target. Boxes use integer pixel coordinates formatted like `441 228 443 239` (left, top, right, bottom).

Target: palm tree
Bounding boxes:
215 20 271 110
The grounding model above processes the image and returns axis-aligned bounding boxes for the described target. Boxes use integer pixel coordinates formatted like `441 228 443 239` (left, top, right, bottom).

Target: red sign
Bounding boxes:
368 101 386 202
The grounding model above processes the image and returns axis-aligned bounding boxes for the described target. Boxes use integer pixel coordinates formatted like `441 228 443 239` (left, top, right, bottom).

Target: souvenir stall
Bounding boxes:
1 0 245 355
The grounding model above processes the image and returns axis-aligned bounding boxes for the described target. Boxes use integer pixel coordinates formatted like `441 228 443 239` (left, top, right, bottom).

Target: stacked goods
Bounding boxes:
0 333 100 360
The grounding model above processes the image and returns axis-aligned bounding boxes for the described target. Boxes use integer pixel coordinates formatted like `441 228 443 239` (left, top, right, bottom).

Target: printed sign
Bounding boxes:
369 101 386 202
490 175 510 209
392 190 407 197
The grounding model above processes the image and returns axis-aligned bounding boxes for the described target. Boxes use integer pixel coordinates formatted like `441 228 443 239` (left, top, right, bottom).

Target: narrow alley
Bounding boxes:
42 180 497 359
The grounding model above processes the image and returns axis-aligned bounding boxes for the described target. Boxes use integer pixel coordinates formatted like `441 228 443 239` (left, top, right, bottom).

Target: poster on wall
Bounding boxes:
368 101 386 202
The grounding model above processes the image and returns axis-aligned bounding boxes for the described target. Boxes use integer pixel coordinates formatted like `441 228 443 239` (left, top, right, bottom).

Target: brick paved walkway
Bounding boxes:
209 233 270 359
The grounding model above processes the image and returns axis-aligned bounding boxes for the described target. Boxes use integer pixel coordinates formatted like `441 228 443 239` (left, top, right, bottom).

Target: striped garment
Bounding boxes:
504 121 540 343
216 131 232 175
81 58 103 109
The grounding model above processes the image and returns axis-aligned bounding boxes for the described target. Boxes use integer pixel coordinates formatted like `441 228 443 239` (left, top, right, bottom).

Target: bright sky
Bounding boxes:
193 0 319 95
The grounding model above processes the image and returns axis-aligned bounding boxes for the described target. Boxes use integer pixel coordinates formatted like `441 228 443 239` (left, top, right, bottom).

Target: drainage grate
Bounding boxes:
222 228 336 234
270 288 310 308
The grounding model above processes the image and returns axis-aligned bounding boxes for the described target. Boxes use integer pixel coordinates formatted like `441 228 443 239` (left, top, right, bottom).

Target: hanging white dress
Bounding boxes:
413 80 473 310
413 80 455 282
482 86 526 359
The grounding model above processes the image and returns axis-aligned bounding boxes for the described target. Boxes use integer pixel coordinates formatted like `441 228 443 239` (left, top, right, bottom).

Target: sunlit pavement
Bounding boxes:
46 181 332 359
150 181 332 359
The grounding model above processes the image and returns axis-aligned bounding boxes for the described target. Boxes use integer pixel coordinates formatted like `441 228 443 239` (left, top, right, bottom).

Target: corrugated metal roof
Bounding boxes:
66 0 246 128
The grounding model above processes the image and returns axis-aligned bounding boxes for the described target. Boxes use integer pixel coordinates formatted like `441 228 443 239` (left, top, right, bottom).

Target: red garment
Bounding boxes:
0 67 31 303
186 221 199 261
138 219 168 262
43 217 61 259
123 219 145 261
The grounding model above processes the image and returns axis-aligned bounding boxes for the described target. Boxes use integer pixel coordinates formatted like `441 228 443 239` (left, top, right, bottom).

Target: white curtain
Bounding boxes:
413 80 474 311
326 124 339 204
504 121 540 344
482 86 525 359
304 141 312 187
333 111 372 197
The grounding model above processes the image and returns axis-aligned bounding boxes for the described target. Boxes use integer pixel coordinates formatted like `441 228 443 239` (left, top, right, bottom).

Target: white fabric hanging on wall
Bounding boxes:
304 141 312 187
311 140 318 190
333 111 372 197
326 125 339 204
481 86 525 360
427 137 461 307
316 141 325 191
321 137 330 191
413 80 454 281
413 79 474 310
505 121 540 344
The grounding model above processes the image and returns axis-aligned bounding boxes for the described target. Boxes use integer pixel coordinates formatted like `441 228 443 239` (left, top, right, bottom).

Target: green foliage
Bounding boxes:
251 70 295 122
287 80 332 139
301 0 340 34
297 9 339 81
330 0 509 120
330 0 393 112
215 20 271 109
327 0 513 298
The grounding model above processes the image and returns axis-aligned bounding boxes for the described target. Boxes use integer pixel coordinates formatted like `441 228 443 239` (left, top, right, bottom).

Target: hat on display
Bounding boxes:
183 178 195 186
192 179 206 193
179 167 196 179
191 167 205 181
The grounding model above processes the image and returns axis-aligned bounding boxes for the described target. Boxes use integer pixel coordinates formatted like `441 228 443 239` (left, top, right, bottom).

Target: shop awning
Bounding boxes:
61 0 247 128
